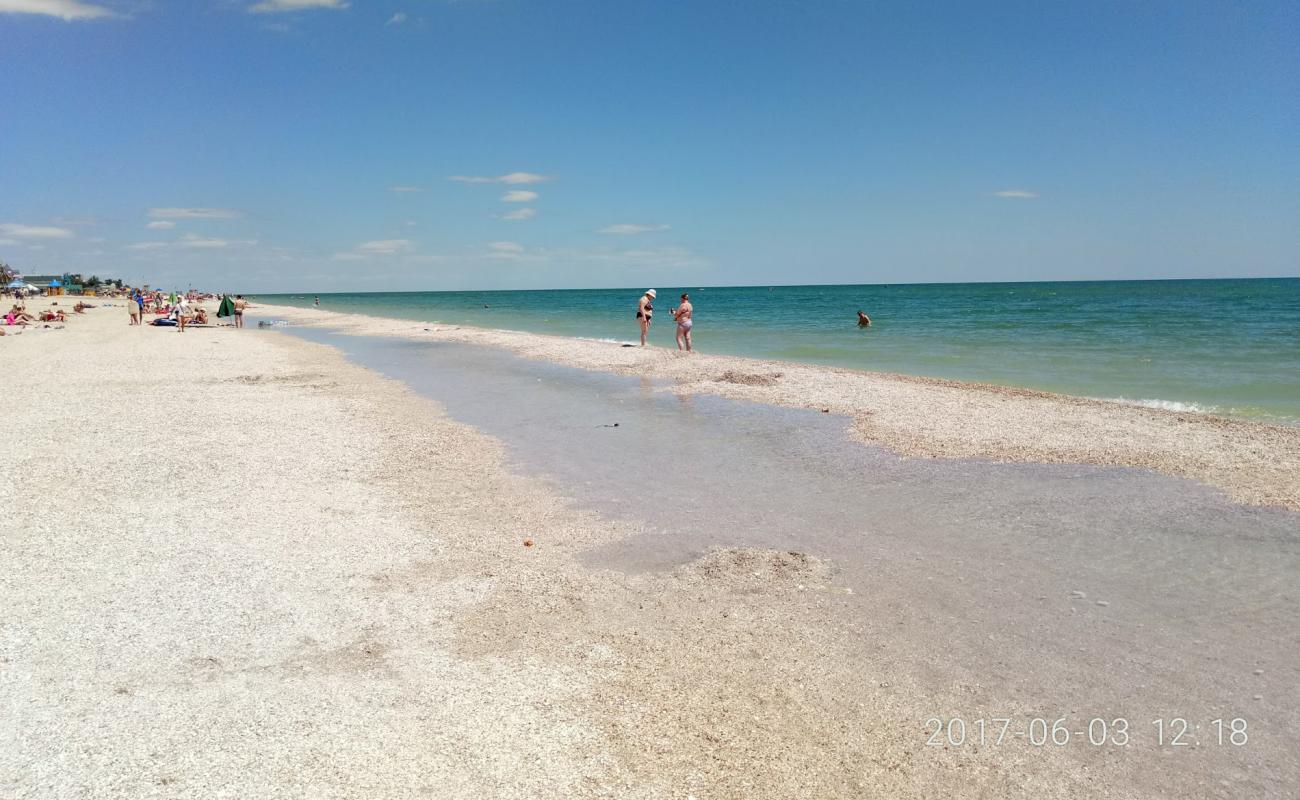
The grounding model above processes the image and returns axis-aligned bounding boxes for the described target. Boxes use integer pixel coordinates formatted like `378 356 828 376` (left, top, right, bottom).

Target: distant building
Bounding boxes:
20 274 84 295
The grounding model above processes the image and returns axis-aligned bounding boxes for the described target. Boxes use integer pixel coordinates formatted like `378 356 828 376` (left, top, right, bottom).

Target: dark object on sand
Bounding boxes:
217 296 236 318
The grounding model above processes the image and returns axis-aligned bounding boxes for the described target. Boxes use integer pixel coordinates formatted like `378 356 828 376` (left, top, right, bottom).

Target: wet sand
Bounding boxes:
2 300 1298 798
255 302 1300 512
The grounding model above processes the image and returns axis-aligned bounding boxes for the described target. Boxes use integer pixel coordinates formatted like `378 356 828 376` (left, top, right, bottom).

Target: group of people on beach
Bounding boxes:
2 297 93 333
124 289 247 331
636 288 694 351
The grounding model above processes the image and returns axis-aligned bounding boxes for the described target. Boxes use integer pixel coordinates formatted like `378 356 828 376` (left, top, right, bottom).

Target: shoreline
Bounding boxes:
5 299 1298 797
254 302 1300 512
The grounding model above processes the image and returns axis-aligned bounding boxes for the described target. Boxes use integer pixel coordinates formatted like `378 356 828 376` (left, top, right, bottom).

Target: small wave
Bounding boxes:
578 336 636 345
1106 397 1223 414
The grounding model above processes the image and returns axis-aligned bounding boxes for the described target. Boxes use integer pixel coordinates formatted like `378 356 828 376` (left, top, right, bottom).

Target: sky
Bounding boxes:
1 0 1297 292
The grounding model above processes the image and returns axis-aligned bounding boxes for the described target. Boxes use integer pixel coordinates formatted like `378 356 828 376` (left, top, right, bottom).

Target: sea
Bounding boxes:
261 278 1300 424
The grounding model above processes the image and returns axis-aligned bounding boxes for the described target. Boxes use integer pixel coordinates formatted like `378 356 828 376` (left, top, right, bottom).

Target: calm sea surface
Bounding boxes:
260 279 1300 423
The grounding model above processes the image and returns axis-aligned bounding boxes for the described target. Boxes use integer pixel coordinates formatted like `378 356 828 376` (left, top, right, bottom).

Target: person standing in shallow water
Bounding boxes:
857 309 872 327
636 288 656 346
672 293 694 352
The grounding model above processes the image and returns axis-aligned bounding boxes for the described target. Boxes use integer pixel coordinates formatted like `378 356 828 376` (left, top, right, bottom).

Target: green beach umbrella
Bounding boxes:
217 296 236 318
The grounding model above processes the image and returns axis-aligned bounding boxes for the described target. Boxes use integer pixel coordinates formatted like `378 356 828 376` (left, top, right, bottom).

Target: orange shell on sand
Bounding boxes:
523 539 534 547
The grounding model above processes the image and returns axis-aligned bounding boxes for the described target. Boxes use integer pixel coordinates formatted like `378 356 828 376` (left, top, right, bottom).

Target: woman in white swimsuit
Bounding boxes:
672 293 693 352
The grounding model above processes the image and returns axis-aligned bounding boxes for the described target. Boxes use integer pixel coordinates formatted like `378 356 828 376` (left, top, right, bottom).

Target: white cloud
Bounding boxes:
502 190 537 203
27 244 46 251
386 11 406 25
356 239 413 255
499 208 536 221
249 0 347 13
488 241 524 254
332 239 415 260
0 0 116 21
0 223 74 239
0 238 17 245
180 234 233 249
146 220 176 230
389 185 421 193
126 234 255 251
500 172 549 185
450 171 550 185
994 189 1038 199
597 223 670 235
148 207 242 219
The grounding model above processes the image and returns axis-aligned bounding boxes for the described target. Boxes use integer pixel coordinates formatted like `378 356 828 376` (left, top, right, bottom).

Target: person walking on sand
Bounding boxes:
128 292 140 326
234 294 247 328
636 289 656 346
672 293 694 352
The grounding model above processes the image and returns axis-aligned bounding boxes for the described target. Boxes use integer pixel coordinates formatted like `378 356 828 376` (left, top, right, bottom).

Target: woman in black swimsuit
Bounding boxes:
636 288 656 346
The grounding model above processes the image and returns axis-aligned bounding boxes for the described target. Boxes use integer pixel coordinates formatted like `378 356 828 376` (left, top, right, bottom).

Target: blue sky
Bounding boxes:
1 0 1296 292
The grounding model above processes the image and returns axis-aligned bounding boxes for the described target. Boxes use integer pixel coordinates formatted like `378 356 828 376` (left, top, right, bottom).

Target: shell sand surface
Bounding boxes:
2 299 1297 798
258 302 1300 512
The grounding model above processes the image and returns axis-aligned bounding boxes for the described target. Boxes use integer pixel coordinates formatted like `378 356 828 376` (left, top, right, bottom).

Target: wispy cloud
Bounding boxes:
333 239 414 259
486 241 525 259
385 11 406 25
146 220 176 230
0 223 74 239
499 208 536 221
357 239 412 254
0 238 17 246
148 207 243 219
248 0 348 13
450 171 550 185
389 185 421 193
0 0 117 21
502 190 538 203
181 234 245 249
597 223 670 235
126 234 255 252
993 189 1038 199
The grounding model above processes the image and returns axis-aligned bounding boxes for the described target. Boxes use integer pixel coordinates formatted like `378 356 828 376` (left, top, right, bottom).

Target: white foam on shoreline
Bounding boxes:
1105 396 1224 415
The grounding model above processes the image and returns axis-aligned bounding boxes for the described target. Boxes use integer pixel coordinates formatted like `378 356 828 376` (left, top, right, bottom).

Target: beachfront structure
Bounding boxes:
19 274 85 295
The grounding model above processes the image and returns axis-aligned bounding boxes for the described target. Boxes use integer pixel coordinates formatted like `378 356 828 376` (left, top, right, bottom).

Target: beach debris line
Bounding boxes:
715 370 782 386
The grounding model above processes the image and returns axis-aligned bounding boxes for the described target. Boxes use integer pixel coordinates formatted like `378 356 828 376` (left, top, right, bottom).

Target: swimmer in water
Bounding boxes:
857 309 872 327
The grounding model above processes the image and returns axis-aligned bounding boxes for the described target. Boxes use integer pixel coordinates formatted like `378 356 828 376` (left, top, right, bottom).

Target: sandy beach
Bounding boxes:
254 302 1300 512
3 299 1298 799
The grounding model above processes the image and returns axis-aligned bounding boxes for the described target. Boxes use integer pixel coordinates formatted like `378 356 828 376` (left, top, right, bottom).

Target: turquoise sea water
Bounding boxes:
261 279 1300 423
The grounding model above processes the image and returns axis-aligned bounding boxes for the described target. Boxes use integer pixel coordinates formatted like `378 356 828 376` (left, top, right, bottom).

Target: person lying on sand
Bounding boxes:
8 307 34 324
39 310 67 323
73 302 88 314
857 310 872 327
